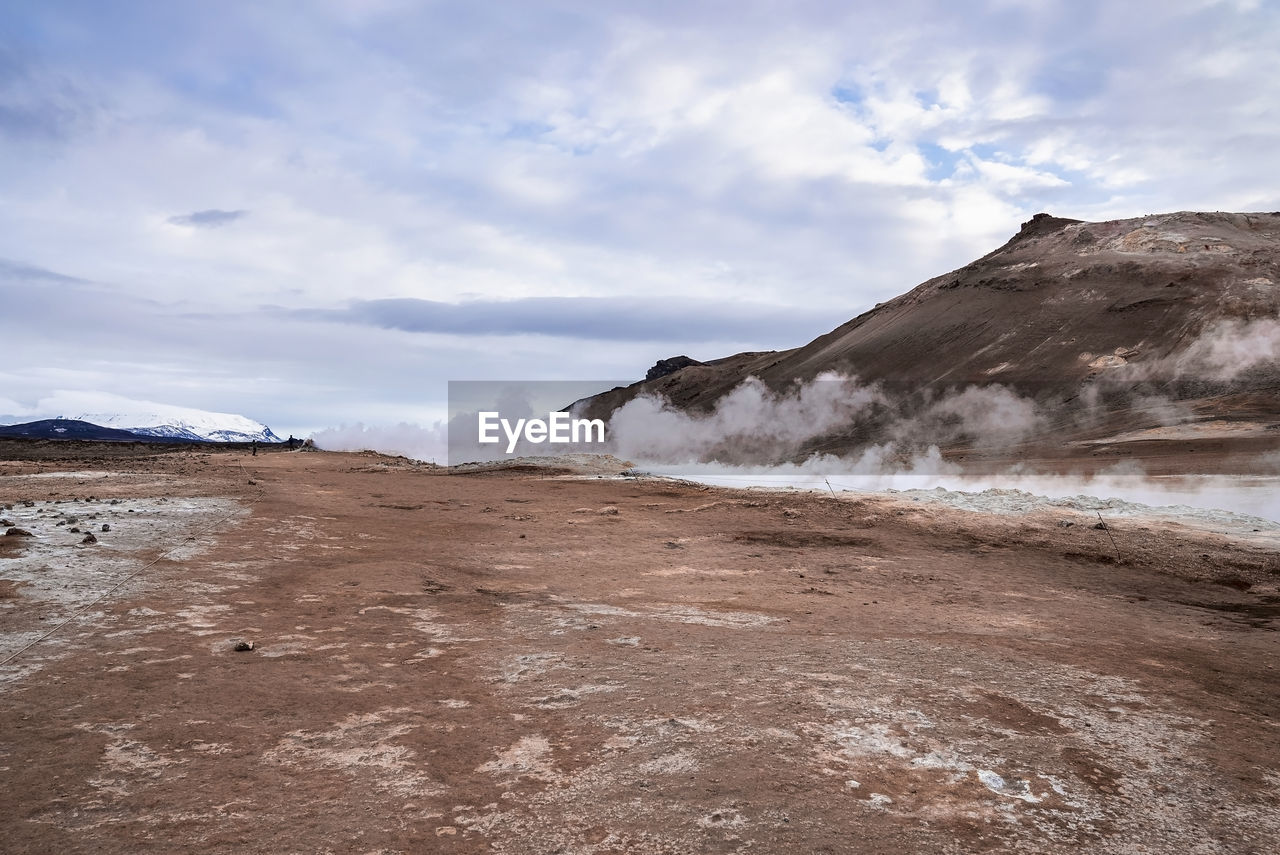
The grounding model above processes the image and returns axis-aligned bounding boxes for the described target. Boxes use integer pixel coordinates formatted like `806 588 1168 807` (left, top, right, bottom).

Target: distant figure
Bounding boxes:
251 440 258 457
287 435 298 449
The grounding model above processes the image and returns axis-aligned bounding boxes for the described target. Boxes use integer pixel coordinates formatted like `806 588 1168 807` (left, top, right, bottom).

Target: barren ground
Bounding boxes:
2 445 1279 854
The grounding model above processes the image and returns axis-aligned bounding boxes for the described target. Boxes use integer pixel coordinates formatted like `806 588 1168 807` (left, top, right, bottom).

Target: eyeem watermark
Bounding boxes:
448 380 623 465
478 411 606 454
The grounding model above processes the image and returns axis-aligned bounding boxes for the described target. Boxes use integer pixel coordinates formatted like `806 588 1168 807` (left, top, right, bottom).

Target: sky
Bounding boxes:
1 0 1277 436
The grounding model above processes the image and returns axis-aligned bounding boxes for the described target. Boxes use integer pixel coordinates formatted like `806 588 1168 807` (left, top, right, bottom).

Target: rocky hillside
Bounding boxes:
579 211 1280 466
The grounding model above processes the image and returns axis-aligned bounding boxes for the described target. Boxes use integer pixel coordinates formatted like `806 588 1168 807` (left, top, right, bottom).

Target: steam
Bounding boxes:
601 369 1278 524
1174 317 1280 380
607 373 1047 466
311 421 448 462
302 313 1278 524
607 372 885 464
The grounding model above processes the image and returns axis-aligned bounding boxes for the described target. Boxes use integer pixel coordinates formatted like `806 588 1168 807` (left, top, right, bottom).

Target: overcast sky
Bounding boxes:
1 0 1276 435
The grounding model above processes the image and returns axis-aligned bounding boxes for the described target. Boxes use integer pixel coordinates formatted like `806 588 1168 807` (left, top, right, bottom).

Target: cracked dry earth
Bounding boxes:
1 449 1279 854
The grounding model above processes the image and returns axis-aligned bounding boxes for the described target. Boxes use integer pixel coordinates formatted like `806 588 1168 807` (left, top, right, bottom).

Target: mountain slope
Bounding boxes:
587 211 1279 410
0 418 199 443
579 211 1280 466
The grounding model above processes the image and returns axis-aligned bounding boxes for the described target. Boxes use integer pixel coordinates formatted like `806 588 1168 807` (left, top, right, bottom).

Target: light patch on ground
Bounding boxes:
478 735 559 785
0 491 245 684
263 708 445 799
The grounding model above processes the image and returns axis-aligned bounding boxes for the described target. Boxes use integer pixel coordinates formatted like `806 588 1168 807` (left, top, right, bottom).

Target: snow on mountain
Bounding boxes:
74 405 282 443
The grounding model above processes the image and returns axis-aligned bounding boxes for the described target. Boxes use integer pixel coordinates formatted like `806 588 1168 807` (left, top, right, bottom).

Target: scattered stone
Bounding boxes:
1092 522 1107 530
101 524 111 532
5 527 33 537
665 541 683 549
69 527 81 533
81 532 97 544
232 640 255 652
109 499 120 505
598 506 619 516
1058 520 1075 528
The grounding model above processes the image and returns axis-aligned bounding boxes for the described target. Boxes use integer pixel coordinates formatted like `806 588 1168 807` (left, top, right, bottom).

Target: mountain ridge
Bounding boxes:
578 210 1280 464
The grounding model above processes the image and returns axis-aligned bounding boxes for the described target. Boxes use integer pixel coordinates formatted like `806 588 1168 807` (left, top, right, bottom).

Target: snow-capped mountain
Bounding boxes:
74 405 282 443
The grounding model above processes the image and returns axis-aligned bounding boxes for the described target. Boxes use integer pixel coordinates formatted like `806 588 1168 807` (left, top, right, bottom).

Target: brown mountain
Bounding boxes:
581 211 1280 471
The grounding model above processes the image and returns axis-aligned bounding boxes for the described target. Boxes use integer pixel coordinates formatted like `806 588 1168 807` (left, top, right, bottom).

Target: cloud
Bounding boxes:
167 209 248 228
297 296 842 343
0 257 85 283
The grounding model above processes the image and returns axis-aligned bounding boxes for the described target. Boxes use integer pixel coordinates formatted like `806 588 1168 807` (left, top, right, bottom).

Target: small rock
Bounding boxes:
1057 520 1074 528
69 527 81 533
1092 522 1107 530
81 532 97 544
0 518 12 527
598 506 619 516
5 527 33 537
233 640 255 652
101 524 111 532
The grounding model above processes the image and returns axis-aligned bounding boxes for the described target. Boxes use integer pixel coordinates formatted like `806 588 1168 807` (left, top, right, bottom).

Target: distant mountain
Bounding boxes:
74 406 282 443
0 418 199 443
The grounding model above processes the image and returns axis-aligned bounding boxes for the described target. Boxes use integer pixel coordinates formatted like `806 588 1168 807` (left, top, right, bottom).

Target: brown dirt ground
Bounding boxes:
2 445 1279 854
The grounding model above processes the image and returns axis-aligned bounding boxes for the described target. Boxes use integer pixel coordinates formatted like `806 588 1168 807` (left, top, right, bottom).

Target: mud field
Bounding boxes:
2 445 1279 854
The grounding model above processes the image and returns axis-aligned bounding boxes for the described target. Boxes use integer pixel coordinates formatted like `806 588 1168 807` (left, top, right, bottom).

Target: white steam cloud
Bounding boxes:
1174 317 1280 380
311 421 448 462
607 372 1047 467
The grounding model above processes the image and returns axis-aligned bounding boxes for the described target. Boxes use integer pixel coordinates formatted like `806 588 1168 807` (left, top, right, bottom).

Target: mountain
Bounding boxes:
0 418 200 443
579 211 1280 467
74 406 282 443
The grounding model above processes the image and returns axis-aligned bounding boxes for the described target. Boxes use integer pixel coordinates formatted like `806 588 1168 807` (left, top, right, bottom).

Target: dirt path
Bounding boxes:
2 449 1278 853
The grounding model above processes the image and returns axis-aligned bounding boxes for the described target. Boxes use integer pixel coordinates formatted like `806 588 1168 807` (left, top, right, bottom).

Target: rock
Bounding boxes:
1058 520 1075 528
81 532 97 544
645 355 704 381
598 506 619 515
69 527 80 533
1092 522 1108 530
5 527 33 537
232 640 255 652
101 524 111 532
